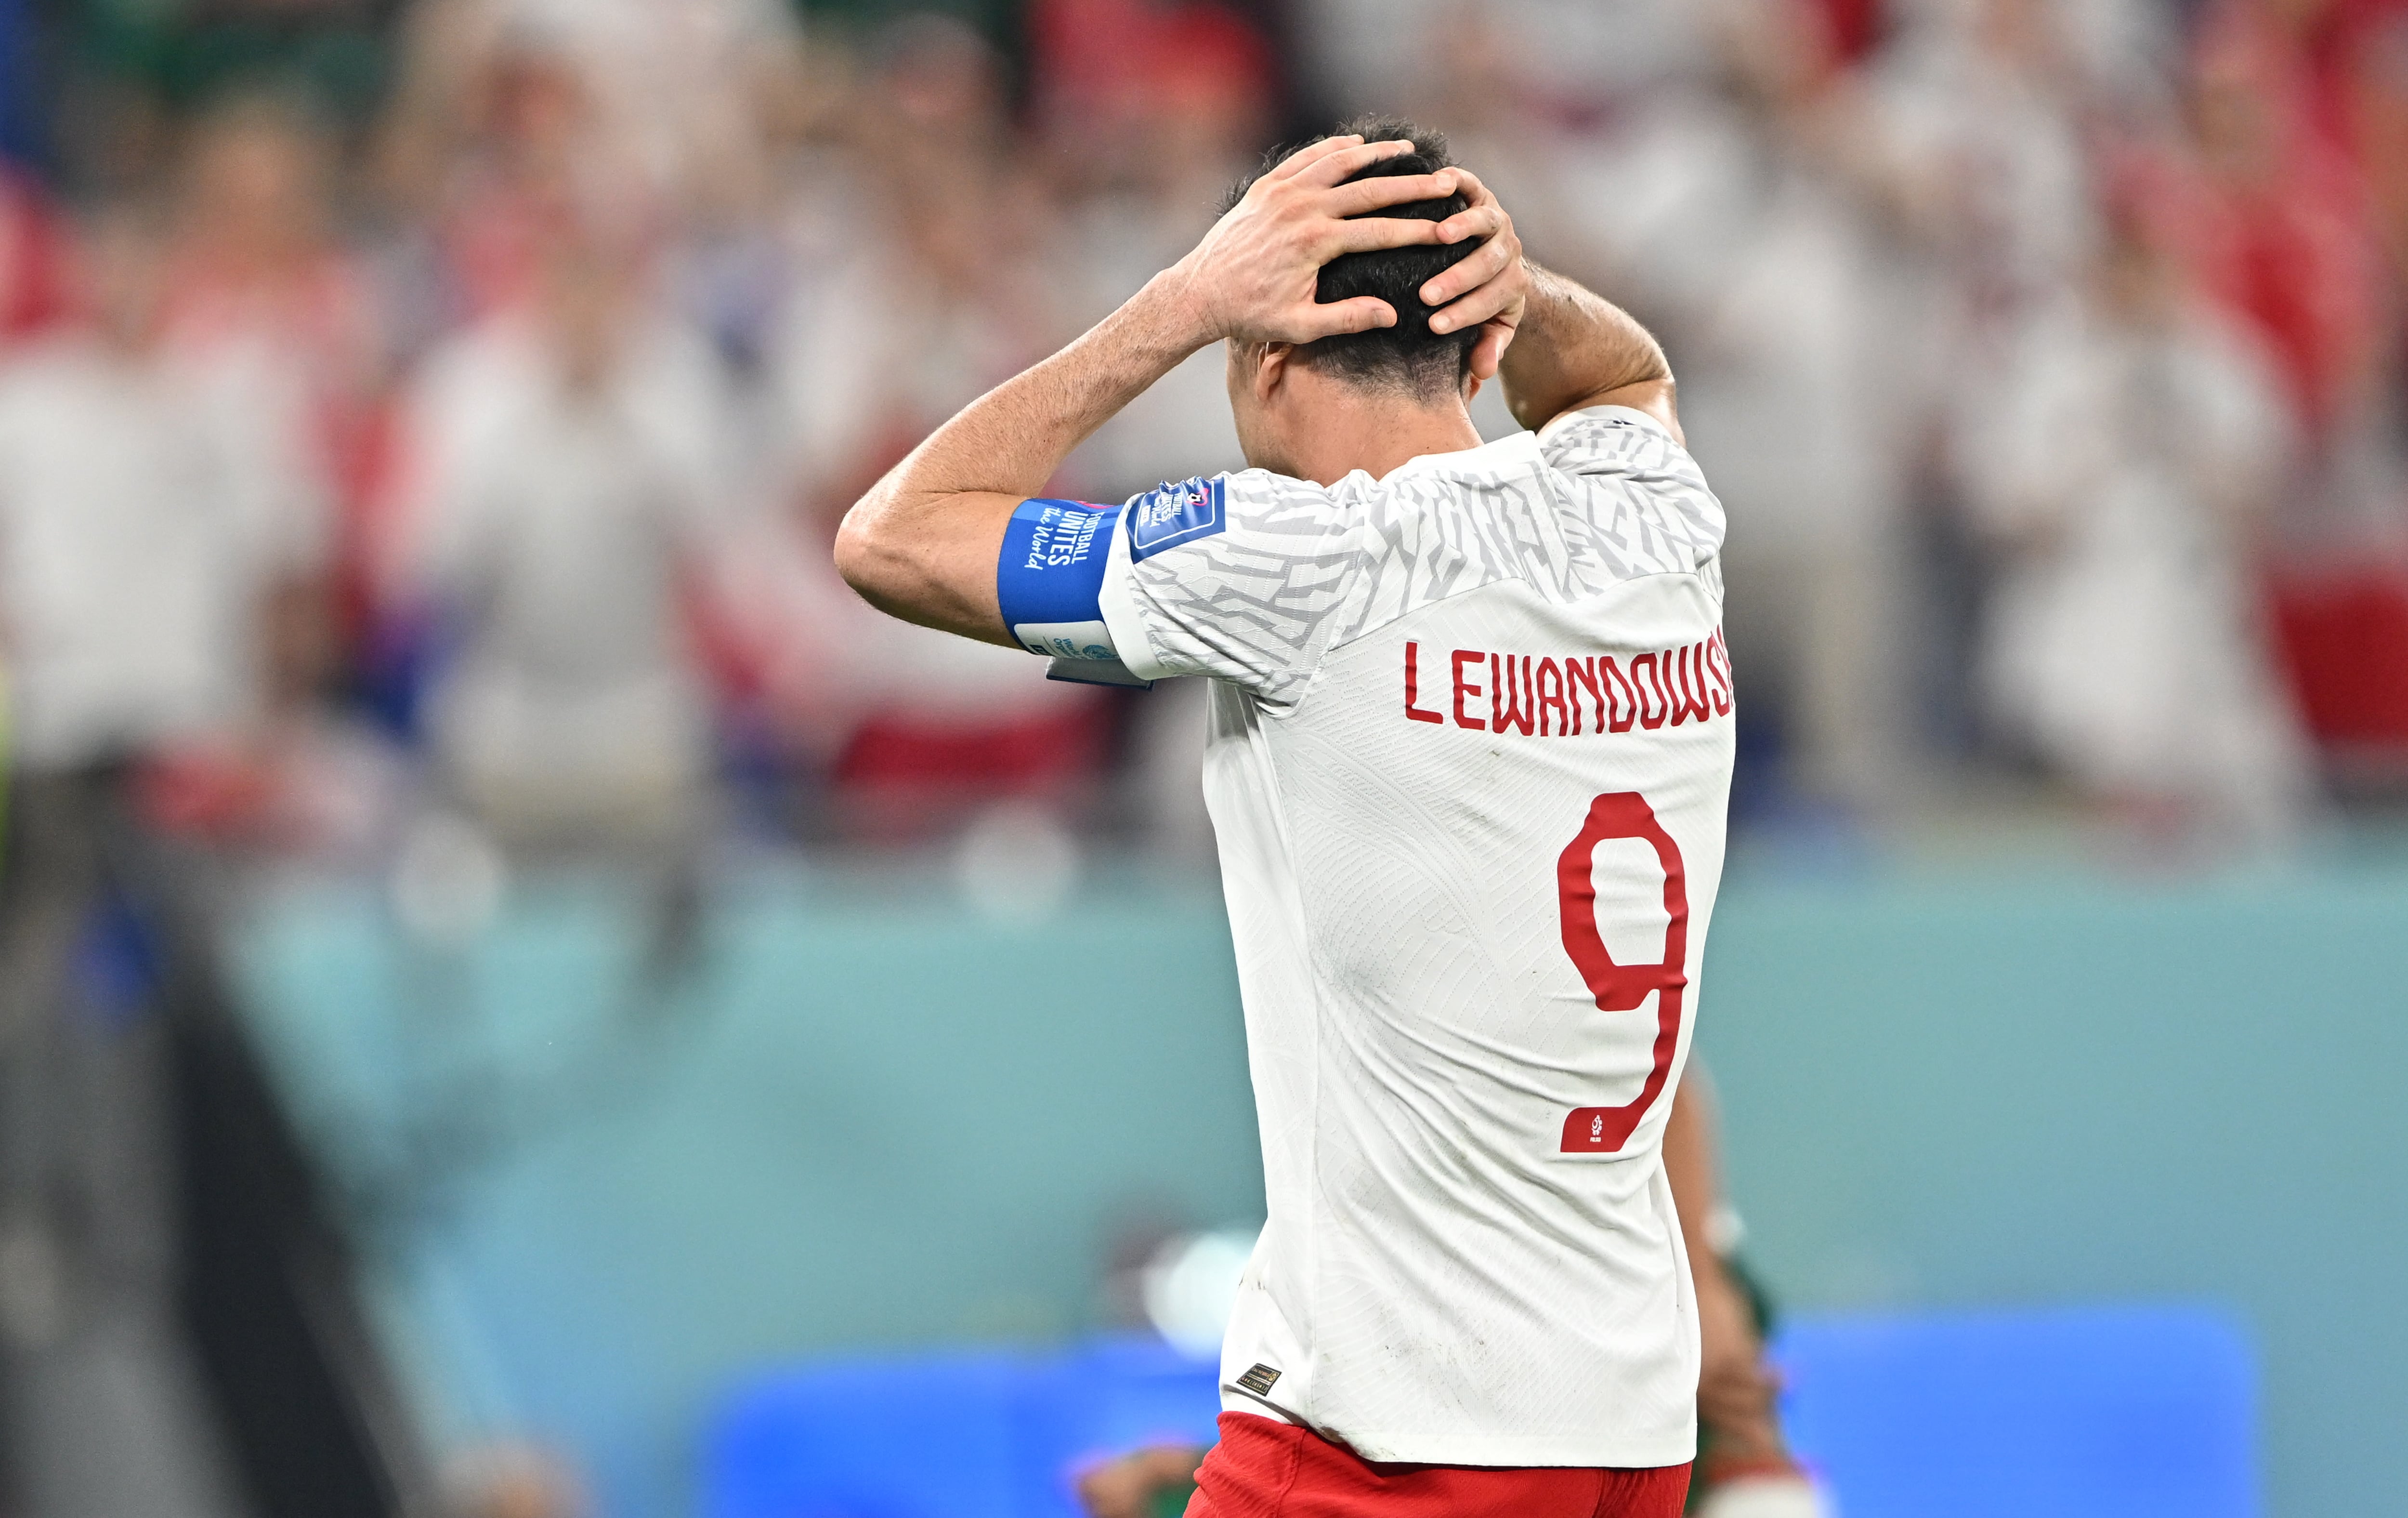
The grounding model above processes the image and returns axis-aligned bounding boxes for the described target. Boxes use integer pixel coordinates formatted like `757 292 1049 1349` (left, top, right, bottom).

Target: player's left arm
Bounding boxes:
1409 168 1681 444
832 135 1523 642
1075 1444 1204 1518
1664 1075 1788 1461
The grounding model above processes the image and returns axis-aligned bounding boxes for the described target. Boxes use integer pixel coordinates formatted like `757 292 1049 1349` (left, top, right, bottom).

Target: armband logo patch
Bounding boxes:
1014 621 1115 661
1128 476 1226 561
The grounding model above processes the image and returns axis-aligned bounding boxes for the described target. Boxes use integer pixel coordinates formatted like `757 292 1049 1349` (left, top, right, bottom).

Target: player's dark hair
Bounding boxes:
1223 117 1483 399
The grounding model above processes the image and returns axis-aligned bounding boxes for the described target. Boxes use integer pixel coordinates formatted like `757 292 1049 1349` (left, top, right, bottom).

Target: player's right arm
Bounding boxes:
1412 169 1681 443
831 134 1513 648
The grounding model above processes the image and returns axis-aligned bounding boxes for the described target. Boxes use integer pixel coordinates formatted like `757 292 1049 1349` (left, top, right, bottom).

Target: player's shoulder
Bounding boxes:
1543 403 1722 516
1119 468 1348 565
1535 404 1700 480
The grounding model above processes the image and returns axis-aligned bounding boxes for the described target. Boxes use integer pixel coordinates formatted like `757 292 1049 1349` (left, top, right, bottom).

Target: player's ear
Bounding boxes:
1255 341 1296 403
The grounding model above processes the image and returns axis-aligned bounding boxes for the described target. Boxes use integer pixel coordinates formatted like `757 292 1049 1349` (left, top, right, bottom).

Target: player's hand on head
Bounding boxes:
1172 134 1454 346
1418 166 1527 383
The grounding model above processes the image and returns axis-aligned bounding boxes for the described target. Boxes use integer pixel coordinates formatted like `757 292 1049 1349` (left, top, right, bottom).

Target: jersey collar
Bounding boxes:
1374 429 1543 486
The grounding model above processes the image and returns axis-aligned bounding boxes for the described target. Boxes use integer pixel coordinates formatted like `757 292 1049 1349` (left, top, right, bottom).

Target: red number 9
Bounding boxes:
1556 792 1689 1154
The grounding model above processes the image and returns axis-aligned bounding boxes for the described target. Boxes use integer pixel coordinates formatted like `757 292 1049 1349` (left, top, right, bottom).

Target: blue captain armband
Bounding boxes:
996 497 1120 658
995 498 1152 688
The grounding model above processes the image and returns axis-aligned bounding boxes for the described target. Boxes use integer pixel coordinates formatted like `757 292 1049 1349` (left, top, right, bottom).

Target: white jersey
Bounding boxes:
1094 407 1735 1467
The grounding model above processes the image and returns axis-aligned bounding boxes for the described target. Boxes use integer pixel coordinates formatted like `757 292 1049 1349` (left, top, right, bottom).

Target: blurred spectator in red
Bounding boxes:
2162 0 2408 775
2240 0 2408 288
0 203 330 807
2325 0 2408 293
1807 0 1888 65
2179 0 2391 440
379 0 789 340
0 162 66 348
1951 181 2315 845
390 196 733 858
1028 0 1167 187
759 15 1106 838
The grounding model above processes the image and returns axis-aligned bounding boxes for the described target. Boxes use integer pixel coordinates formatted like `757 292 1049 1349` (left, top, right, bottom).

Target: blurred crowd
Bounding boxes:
0 0 2404 875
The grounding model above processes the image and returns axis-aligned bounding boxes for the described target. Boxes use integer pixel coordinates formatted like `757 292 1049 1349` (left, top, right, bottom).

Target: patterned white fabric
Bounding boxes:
1106 409 1724 706
1097 408 1737 1466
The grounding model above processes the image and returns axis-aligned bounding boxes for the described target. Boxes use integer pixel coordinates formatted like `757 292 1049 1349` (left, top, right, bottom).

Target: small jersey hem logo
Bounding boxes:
1233 1363 1283 1397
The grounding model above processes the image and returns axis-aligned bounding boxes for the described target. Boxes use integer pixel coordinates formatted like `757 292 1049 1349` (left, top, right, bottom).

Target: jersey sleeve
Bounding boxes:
1536 405 1726 579
1096 471 1365 705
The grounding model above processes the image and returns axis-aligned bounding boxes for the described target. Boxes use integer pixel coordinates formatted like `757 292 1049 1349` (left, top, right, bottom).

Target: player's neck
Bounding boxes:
1276 387 1484 488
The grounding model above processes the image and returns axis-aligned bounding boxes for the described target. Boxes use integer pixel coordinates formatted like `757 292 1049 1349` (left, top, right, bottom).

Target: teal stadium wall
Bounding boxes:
235 857 2408 1518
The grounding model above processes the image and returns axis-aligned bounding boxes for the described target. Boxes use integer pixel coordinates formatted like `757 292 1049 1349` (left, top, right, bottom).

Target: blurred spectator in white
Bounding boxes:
758 15 1107 837
473 0 797 217
1491 0 1940 816
1858 0 2132 310
164 94 382 672
381 0 798 240
167 96 377 458
1951 185 2316 846
1046 0 1265 498
769 16 1058 511
377 28 602 329
0 202 330 786
1380 4 1615 285
392 197 733 857
0 216 272 1518
380 0 805 382
1034 1 1286 858
1297 0 1714 123
1674 0 1950 816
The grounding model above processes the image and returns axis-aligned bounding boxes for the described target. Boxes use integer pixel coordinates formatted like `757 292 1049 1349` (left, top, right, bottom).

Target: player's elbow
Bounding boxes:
833 498 902 604
833 488 1012 646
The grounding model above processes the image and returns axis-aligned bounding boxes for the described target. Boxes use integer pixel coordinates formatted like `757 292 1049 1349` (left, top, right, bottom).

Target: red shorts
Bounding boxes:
1184 1412 1692 1518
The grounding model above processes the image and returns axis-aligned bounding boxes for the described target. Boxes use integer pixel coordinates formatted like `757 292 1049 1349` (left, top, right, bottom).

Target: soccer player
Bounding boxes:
837 120 1735 1517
